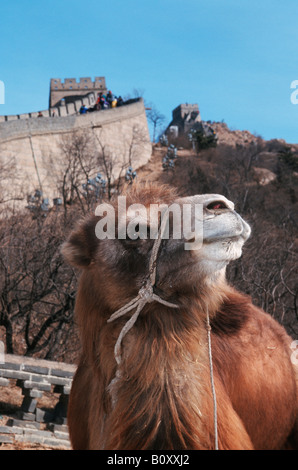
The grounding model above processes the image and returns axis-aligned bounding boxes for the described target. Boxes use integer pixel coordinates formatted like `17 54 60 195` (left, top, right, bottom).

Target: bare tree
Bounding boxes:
90 133 125 200
58 130 99 214
159 138 297 339
92 124 149 199
0 154 24 208
146 105 166 143
0 123 150 361
228 221 298 337
0 208 79 361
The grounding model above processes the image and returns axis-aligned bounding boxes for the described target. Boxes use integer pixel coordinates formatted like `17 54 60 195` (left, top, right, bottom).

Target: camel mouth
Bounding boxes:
202 234 246 245
203 223 251 245
201 210 251 246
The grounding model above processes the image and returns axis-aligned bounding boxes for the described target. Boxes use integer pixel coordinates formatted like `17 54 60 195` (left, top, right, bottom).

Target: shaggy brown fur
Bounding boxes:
63 184 298 450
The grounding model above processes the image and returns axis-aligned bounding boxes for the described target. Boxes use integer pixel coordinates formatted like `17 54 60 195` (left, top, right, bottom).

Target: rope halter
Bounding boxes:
106 206 219 449
107 208 178 366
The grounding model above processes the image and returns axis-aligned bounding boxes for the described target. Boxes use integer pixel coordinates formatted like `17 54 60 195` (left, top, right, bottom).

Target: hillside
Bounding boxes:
139 121 298 197
137 122 298 338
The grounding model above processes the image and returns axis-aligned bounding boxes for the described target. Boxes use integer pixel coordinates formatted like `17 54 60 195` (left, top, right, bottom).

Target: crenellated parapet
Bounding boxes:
0 92 97 123
0 76 108 123
49 77 107 107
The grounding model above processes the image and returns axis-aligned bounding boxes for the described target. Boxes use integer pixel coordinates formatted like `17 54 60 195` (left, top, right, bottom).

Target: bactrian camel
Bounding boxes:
62 184 298 450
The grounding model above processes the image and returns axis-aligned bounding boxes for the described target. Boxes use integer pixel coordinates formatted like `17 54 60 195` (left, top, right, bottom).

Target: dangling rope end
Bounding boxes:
206 308 219 450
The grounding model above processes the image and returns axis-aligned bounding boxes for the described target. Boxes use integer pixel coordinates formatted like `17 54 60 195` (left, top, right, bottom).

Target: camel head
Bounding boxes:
62 185 251 309
176 192 251 277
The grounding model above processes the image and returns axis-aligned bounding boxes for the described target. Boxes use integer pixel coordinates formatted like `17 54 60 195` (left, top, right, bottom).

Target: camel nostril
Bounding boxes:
207 201 228 210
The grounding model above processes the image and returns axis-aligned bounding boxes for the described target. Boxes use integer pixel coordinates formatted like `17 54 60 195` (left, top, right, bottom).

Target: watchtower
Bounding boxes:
167 103 201 136
49 77 107 108
172 103 200 123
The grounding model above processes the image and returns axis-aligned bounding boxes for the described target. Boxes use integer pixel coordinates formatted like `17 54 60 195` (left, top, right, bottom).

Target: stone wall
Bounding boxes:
0 91 96 123
0 98 152 210
0 354 76 448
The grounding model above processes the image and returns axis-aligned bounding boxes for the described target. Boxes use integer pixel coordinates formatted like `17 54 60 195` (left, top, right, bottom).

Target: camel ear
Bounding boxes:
62 217 99 268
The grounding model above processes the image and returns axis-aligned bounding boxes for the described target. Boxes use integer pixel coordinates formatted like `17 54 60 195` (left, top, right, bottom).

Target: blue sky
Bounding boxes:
1 0 298 142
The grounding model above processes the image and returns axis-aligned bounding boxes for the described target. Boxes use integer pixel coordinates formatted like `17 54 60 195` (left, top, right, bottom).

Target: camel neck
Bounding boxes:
103 300 214 449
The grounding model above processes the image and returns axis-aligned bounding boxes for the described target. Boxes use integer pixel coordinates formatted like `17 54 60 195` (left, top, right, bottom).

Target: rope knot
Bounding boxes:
138 283 154 303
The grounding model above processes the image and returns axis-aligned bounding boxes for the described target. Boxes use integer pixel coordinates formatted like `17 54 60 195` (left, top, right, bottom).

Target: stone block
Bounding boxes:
15 434 44 445
54 430 69 440
0 426 13 434
0 425 23 436
43 437 71 448
17 411 35 421
0 361 21 371
22 388 43 398
59 107 67 117
47 423 68 433
23 428 53 438
22 380 51 391
47 376 71 386
8 418 40 429
30 373 50 383
35 408 54 423
7 426 23 435
74 99 82 112
0 435 14 444
1 370 30 381
51 368 74 379
21 396 38 413
6 115 18 122
22 364 49 375
66 103 75 114
0 378 10 386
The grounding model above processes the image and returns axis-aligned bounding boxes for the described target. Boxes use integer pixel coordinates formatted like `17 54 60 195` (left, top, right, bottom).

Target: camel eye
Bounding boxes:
207 201 228 210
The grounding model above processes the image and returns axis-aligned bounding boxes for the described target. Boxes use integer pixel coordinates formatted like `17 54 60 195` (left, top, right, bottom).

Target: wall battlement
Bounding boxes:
50 76 107 107
50 76 106 89
0 92 96 124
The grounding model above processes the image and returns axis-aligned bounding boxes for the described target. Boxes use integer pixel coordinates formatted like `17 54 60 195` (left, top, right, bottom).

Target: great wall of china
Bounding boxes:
0 77 152 210
0 78 152 448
